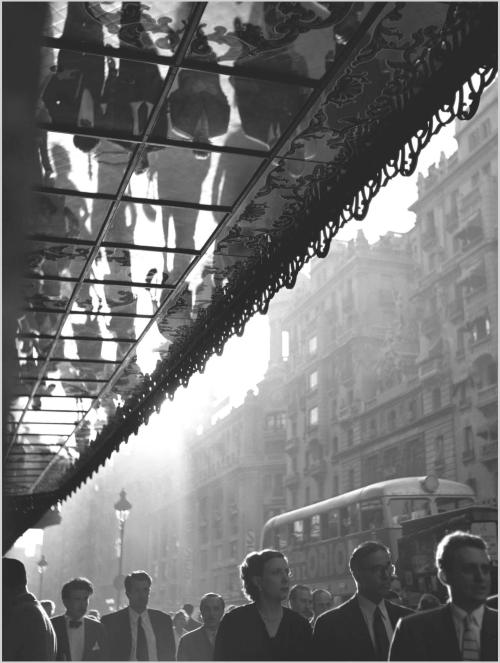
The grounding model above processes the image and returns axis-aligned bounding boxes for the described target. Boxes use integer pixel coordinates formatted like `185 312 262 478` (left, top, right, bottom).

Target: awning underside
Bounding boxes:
3 1 497 549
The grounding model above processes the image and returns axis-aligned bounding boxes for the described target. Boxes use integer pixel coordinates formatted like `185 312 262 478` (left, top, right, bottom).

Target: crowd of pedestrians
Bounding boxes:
3 530 497 661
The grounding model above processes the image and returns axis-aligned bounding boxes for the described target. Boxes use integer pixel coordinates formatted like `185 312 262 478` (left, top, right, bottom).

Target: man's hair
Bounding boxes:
182 602 194 615
61 577 94 600
312 588 332 606
3 558 27 589
435 530 488 575
124 570 152 593
199 593 225 612
349 541 390 576
173 609 188 622
40 600 56 616
240 549 286 602
289 584 311 603
73 135 100 153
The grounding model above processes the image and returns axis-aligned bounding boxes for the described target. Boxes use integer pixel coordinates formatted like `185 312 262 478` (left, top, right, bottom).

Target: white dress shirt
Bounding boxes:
357 595 394 650
128 608 158 661
65 615 85 661
450 603 484 653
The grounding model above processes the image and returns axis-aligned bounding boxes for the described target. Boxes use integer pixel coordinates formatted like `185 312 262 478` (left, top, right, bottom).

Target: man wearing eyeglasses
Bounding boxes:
313 541 413 660
389 531 497 660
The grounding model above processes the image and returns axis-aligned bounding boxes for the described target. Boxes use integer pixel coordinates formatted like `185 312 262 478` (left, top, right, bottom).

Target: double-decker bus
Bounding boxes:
261 476 474 601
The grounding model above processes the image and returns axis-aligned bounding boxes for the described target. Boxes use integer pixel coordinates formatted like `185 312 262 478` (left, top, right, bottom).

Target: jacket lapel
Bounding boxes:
120 608 132 659
441 605 462 660
480 607 498 660
57 618 72 661
82 619 93 659
349 597 377 659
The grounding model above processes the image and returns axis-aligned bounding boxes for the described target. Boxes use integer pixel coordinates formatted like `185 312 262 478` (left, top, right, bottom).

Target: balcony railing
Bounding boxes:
304 459 327 478
418 356 441 381
477 384 498 409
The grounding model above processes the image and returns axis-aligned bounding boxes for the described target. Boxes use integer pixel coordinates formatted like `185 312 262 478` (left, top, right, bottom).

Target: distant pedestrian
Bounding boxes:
289 584 313 621
390 531 497 660
313 541 412 660
214 549 312 660
173 610 188 656
416 593 441 611
101 570 175 660
2 557 57 660
311 589 333 626
51 577 108 660
177 593 224 661
41 600 56 618
182 603 201 632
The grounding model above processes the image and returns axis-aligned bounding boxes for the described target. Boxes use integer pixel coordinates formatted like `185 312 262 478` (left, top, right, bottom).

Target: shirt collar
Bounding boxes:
357 594 389 621
129 607 148 621
450 602 485 627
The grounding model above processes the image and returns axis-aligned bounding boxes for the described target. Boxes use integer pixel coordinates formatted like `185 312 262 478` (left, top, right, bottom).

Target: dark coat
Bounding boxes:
177 626 214 661
313 595 413 661
51 615 108 661
389 603 498 661
3 591 57 661
101 607 175 661
214 602 312 661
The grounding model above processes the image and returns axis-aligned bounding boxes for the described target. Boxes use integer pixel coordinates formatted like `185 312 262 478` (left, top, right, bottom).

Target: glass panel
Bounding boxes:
436 497 474 513
29 193 111 242
146 145 262 206
292 519 304 545
43 2 192 56
340 503 360 535
321 510 340 540
15 410 83 425
61 337 131 362
25 240 92 280
41 47 168 136
310 514 321 541
67 312 151 341
189 3 373 79
360 499 385 531
16 422 75 436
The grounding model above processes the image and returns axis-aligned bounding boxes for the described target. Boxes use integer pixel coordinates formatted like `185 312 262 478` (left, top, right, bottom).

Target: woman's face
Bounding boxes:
256 556 290 602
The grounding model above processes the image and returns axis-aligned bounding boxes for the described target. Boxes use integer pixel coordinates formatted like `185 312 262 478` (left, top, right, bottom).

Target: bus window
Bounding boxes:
277 524 288 551
340 504 360 535
360 499 384 531
436 497 474 513
311 514 321 541
321 510 339 539
292 519 304 545
389 499 431 525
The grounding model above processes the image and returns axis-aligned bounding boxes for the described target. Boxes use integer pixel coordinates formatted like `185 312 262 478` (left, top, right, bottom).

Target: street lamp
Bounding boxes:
37 554 48 599
114 489 132 609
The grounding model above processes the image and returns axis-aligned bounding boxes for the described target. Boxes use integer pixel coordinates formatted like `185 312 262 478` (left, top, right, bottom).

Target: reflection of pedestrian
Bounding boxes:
3 558 57 661
390 531 497 661
214 549 312 660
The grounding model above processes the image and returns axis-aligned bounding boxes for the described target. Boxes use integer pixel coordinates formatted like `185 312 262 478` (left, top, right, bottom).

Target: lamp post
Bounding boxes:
37 554 48 599
114 489 132 610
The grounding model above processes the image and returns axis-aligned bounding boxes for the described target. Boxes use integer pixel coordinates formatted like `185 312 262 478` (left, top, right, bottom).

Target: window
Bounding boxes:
347 427 354 446
292 520 304 545
309 406 319 427
321 510 339 539
340 503 359 535
360 499 384 531
471 315 491 343
408 400 416 421
308 336 318 355
432 387 441 411
456 329 465 356
348 468 355 491
281 330 290 361
389 499 431 525
309 370 318 390
305 485 311 505
332 474 339 496
435 435 444 465
464 425 474 451
436 497 474 512
310 514 321 541
229 541 238 560
388 410 396 431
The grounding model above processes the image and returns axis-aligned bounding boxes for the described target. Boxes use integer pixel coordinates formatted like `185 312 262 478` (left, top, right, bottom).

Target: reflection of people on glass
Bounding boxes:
43 2 104 152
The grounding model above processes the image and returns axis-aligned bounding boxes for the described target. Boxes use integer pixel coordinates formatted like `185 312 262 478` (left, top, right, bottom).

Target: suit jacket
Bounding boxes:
177 626 214 661
3 591 57 661
51 615 108 661
102 607 175 661
313 595 413 661
389 603 498 661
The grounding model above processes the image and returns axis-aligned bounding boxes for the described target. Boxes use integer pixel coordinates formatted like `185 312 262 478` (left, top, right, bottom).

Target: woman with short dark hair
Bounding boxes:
214 549 312 660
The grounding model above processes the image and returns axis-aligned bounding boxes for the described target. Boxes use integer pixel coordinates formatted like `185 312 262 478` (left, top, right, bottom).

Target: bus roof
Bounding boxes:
263 477 475 530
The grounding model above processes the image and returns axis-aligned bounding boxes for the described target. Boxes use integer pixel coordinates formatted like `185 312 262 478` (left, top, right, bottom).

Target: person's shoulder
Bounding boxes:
102 608 126 623
386 601 414 617
317 596 356 624
398 605 447 627
180 625 204 642
221 603 253 623
148 608 172 623
282 606 311 626
84 615 105 630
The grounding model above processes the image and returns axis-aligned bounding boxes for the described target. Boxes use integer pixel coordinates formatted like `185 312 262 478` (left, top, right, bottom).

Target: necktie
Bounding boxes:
69 620 82 628
462 615 479 660
373 606 390 660
136 616 149 661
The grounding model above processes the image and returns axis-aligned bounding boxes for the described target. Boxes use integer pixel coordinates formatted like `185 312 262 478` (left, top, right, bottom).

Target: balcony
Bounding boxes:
480 442 498 463
418 356 441 381
285 437 300 454
445 211 458 231
421 228 438 250
476 384 497 415
448 299 464 322
284 472 300 488
462 448 476 463
421 313 440 337
304 459 327 478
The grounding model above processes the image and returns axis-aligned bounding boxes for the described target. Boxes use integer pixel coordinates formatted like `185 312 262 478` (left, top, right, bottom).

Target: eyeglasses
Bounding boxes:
363 563 396 576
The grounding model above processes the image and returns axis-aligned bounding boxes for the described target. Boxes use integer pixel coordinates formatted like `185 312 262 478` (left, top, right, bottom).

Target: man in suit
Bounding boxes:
313 541 413 660
51 577 108 660
289 584 314 621
101 570 175 661
177 593 224 661
311 588 333 627
389 531 497 660
2 557 57 661
182 603 201 632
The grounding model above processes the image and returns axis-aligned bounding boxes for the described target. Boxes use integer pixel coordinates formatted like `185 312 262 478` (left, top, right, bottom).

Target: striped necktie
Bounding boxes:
462 615 479 661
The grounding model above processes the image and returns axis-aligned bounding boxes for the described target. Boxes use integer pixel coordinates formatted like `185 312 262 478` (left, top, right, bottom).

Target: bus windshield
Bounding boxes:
389 498 431 525
436 497 474 512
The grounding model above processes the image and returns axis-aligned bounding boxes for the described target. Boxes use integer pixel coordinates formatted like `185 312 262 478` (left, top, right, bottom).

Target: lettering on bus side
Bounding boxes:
288 538 360 584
